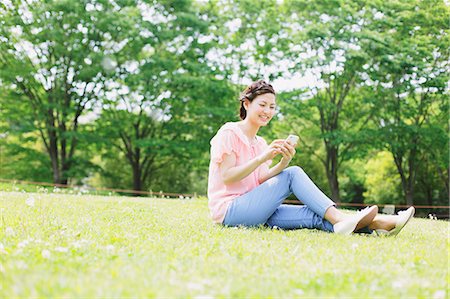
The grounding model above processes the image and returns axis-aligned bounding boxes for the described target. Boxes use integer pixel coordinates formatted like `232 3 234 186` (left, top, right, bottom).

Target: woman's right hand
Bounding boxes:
258 139 285 163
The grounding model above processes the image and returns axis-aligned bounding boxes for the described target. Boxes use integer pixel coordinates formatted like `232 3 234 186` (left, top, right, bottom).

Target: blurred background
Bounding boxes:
0 0 448 217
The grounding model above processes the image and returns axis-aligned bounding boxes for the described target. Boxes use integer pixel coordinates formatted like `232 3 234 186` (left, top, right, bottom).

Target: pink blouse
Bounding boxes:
207 122 271 224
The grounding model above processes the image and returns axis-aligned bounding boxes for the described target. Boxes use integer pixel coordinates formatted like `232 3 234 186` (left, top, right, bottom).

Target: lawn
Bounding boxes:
1 191 449 298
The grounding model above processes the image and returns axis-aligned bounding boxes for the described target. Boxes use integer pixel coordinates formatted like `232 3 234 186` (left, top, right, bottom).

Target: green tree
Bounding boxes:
277 0 381 202
365 0 449 205
204 0 290 82
0 0 137 184
94 0 235 193
363 151 403 205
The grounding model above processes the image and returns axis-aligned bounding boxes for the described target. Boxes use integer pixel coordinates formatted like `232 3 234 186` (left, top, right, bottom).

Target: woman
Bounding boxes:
207 80 415 235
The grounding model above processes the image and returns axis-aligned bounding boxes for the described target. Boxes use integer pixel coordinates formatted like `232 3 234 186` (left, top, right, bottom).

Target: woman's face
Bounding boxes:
245 93 276 126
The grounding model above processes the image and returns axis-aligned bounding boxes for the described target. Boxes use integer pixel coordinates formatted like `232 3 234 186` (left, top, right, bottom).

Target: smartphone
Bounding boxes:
286 134 299 145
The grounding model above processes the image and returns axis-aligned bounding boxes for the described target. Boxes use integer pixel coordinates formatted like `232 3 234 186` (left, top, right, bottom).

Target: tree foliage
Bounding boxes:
0 0 447 207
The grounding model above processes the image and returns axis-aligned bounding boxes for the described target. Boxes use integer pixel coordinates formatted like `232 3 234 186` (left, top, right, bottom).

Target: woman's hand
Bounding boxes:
278 140 296 167
258 139 298 183
257 139 285 163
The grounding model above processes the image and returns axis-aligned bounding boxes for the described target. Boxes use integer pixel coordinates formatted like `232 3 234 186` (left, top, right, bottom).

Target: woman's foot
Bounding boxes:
333 206 379 235
371 206 415 237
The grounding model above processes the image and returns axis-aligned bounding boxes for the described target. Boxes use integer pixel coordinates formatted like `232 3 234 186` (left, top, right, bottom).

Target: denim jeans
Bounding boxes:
223 166 335 232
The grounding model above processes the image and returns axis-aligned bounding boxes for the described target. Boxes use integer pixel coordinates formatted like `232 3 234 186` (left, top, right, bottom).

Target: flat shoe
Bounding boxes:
333 206 378 235
375 206 415 237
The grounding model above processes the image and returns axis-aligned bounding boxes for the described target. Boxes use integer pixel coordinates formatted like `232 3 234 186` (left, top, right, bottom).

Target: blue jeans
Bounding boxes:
223 166 335 232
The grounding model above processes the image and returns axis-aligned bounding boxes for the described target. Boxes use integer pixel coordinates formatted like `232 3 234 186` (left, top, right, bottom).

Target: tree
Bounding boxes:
94 0 235 193
274 0 384 202
364 0 449 205
0 0 137 184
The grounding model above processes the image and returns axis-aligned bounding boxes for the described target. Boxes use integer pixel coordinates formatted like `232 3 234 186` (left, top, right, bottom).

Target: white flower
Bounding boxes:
193 295 214 299
352 243 359 250
72 239 89 248
41 249 51 259
18 240 30 248
5 227 15 236
105 244 115 252
16 260 28 269
25 196 35 207
55 247 69 253
187 282 204 291
433 290 446 299
0 243 6 254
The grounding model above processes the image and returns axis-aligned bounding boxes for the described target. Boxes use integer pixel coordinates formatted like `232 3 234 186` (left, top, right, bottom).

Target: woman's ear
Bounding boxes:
243 99 250 110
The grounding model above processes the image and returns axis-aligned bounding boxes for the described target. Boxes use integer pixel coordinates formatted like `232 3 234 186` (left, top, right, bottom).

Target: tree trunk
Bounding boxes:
405 189 414 206
132 163 142 196
439 167 449 196
60 160 69 185
328 171 341 204
326 145 341 203
398 172 415 206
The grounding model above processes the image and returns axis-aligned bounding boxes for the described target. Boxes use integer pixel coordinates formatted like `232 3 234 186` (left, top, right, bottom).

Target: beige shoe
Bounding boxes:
375 206 415 237
333 206 379 235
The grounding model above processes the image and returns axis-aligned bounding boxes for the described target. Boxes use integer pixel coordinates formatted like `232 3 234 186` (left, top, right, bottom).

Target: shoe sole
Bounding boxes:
390 206 415 237
355 206 378 231
334 206 378 235
374 206 416 237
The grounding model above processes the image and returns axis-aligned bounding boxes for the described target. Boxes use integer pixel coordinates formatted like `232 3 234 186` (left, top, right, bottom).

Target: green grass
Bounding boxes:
1 191 449 298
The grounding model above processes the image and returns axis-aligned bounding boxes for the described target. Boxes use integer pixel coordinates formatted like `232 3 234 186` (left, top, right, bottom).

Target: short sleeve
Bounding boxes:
210 130 240 164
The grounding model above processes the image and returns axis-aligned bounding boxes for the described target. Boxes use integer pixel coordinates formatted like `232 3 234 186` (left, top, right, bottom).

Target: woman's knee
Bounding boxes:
284 166 304 176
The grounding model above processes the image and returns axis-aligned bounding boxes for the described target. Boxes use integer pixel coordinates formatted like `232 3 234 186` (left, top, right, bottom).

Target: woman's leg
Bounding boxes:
223 166 335 228
281 166 376 231
223 166 376 234
266 205 334 232
283 166 336 219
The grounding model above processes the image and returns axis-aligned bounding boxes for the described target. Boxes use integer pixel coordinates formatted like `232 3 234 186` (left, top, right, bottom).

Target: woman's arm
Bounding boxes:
219 140 285 185
219 152 264 184
259 141 296 183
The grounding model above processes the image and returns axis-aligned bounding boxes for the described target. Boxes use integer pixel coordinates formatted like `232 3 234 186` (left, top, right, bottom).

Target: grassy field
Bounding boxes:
1 191 449 298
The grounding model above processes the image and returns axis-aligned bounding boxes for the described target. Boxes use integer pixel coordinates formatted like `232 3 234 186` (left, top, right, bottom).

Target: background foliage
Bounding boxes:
0 0 448 210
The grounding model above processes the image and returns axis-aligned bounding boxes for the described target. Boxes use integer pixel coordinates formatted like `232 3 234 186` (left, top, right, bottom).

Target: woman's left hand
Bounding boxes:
279 141 296 166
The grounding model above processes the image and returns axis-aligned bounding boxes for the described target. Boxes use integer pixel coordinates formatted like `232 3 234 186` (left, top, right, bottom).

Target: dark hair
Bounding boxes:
239 80 276 120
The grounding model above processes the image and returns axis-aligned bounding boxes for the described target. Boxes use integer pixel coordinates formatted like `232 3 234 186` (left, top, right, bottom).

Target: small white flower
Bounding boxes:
0 243 6 254
25 196 35 207
5 227 15 236
352 243 359 250
72 239 89 248
391 280 405 289
293 289 304 295
16 260 28 269
433 290 446 299
187 282 204 291
105 244 115 252
55 247 69 253
41 249 51 259
18 240 30 248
